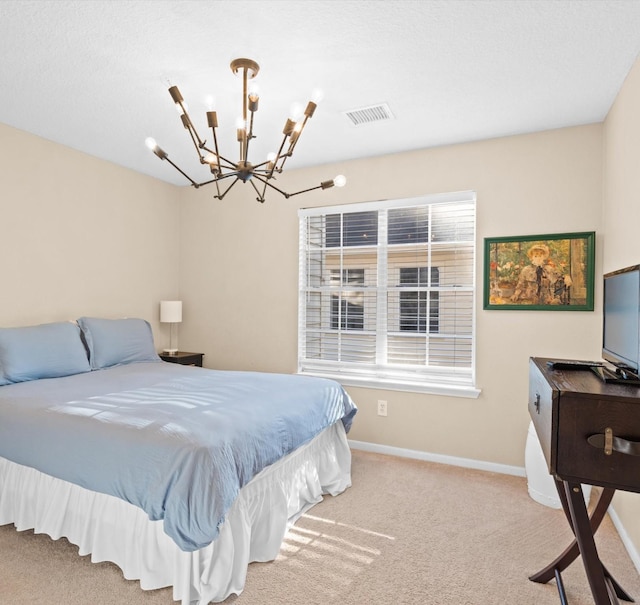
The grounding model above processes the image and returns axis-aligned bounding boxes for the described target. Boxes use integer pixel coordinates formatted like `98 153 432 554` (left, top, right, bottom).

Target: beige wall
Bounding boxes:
2 52 638 564
603 56 640 559
179 123 603 468
0 122 180 345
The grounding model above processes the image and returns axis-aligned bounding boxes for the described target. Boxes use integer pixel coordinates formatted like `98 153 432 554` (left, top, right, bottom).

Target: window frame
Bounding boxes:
298 191 479 398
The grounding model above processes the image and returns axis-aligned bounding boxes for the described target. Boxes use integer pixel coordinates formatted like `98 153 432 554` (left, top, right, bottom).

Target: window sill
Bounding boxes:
298 370 481 399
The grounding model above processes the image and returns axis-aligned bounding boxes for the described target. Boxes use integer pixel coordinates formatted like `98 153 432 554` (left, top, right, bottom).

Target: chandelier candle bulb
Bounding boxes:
145 138 167 160
146 57 347 203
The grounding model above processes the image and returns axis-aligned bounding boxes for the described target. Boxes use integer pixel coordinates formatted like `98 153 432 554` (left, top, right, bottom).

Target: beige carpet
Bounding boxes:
1 450 639 604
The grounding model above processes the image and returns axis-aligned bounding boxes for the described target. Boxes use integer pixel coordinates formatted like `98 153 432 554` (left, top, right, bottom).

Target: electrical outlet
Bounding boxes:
377 400 388 417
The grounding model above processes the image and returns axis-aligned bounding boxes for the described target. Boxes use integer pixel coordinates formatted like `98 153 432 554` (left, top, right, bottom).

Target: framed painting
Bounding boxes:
483 231 595 311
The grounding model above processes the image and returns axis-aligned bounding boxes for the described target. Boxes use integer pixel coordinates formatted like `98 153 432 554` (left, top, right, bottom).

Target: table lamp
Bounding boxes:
160 300 182 355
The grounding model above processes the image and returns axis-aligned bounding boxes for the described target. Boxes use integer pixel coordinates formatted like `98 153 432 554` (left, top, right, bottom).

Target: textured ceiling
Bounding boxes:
1 0 639 187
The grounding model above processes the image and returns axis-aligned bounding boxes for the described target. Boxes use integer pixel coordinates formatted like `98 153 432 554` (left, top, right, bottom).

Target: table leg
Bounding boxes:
565 481 613 604
529 482 634 604
529 481 614 583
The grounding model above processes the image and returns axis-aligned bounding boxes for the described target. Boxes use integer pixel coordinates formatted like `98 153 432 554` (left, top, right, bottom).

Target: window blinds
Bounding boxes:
298 191 477 393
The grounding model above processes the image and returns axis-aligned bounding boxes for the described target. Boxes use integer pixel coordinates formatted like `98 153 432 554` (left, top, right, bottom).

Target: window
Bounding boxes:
399 267 439 333
331 269 365 330
298 191 478 397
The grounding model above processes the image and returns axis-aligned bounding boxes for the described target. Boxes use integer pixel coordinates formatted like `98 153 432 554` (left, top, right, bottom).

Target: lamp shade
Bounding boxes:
160 300 182 323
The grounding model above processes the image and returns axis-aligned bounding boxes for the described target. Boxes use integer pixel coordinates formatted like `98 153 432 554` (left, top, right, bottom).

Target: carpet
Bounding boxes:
1 449 639 604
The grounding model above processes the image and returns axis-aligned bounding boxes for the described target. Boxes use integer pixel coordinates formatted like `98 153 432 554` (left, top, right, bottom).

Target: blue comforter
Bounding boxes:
0 362 357 551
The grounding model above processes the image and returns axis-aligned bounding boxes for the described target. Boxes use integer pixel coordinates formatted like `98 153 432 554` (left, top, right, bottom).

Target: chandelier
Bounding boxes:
145 58 346 203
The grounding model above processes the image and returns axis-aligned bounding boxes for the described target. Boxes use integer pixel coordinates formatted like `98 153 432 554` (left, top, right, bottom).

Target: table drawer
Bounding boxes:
557 396 640 492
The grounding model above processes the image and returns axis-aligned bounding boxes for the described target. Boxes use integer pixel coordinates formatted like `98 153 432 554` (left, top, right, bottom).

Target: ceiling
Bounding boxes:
1 0 640 188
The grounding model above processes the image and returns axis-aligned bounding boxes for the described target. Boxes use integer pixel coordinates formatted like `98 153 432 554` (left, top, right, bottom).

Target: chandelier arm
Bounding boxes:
248 110 256 140
163 156 200 187
205 112 222 173
286 115 310 157
251 158 276 172
203 150 237 171
237 134 245 165
195 171 240 187
284 183 327 198
213 177 241 201
250 173 292 199
198 143 237 172
210 122 221 170
213 176 224 199
244 109 259 163
278 113 311 175
185 122 208 163
267 136 291 179
180 108 206 150
244 131 252 165
254 172 270 202
277 153 291 173
275 150 296 173
248 178 266 203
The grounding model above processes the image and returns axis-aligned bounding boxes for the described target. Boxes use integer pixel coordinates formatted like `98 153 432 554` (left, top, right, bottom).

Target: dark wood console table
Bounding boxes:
528 357 640 604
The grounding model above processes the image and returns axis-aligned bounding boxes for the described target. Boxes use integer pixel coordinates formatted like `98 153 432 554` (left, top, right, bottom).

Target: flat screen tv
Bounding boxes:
602 264 640 379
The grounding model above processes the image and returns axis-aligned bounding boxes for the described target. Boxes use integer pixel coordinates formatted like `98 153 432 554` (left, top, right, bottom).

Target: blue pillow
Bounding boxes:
0 321 91 384
77 317 160 370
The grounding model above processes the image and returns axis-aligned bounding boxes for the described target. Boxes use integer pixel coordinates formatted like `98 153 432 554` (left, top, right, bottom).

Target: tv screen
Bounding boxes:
602 265 640 374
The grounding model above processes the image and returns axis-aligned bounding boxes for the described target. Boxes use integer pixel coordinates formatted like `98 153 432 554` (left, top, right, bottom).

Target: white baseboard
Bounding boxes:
349 439 640 575
608 506 640 574
348 439 526 478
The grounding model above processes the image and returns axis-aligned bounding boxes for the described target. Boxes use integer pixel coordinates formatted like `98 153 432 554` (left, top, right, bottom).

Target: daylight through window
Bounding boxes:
298 192 478 396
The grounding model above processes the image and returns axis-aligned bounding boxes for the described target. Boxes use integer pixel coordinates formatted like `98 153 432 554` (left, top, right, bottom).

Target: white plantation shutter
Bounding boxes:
298 192 478 397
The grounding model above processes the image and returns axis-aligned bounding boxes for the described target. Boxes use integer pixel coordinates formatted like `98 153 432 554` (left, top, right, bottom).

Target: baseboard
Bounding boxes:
349 439 640 575
348 439 526 478
608 506 640 574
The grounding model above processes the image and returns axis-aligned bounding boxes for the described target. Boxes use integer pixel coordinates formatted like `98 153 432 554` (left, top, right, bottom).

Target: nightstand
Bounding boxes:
159 351 204 367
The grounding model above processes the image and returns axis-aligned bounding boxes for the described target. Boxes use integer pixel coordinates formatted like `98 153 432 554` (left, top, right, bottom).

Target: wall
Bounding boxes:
0 122 180 344
603 55 640 562
179 123 603 469
2 59 636 561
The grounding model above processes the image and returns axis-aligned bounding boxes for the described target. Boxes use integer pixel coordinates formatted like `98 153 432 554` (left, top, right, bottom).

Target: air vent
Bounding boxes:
343 103 394 126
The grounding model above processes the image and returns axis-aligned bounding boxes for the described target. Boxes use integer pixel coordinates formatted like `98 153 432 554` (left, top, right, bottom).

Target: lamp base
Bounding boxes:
163 348 178 355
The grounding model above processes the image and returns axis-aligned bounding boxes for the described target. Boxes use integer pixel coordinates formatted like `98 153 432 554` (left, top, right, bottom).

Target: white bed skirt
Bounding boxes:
0 421 351 604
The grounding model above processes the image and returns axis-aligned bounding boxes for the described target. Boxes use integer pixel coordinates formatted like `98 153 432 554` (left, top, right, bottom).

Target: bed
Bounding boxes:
0 318 357 603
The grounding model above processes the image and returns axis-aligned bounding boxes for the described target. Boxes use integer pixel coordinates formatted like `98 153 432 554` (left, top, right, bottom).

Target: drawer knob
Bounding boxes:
534 392 541 414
